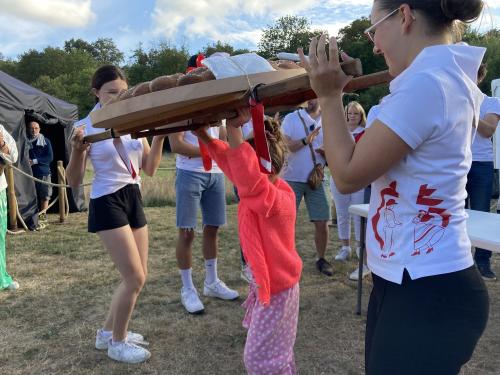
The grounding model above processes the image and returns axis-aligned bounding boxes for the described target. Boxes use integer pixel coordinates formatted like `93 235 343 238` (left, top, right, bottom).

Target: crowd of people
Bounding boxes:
2 0 500 374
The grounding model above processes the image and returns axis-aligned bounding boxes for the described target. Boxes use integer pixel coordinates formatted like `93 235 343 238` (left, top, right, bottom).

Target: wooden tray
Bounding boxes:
84 60 391 142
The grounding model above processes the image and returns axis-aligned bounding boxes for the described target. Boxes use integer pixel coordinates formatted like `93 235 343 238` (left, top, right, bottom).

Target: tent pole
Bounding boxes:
57 161 66 223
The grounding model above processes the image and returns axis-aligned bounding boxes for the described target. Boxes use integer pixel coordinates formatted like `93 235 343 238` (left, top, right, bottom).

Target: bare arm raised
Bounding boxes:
298 35 410 193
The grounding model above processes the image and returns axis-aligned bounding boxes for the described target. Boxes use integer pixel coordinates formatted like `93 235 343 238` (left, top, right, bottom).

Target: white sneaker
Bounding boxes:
349 265 371 281
335 246 352 262
240 265 253 284
107 340 151 364
203 279 239 300
181 287 205 314
95 329 149 350
6 281 19 290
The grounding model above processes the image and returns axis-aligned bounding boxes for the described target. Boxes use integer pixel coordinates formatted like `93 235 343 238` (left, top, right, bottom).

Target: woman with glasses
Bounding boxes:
300 0 489 374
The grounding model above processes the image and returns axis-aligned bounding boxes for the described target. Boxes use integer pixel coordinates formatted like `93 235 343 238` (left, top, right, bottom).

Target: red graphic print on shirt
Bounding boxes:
411 184 451 256
372 181 400 258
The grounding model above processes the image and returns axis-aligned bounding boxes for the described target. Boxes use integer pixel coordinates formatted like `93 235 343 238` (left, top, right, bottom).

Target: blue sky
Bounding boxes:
1 0 500 62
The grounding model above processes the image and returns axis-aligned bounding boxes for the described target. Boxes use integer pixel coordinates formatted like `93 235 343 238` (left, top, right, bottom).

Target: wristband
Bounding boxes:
301 138 307 146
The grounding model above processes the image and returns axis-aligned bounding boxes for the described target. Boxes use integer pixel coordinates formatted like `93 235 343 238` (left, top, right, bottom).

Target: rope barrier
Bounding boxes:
9 163 91 188
6 162 76 234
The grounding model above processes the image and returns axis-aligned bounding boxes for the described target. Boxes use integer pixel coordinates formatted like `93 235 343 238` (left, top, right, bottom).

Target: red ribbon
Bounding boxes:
250 98 272 174
199 140 212 171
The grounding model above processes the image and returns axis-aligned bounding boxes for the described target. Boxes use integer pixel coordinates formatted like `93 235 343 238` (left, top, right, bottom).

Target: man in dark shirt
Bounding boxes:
28 121 53 221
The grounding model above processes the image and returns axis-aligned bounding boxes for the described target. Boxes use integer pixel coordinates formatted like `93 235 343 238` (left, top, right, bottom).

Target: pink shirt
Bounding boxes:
206 139 302 305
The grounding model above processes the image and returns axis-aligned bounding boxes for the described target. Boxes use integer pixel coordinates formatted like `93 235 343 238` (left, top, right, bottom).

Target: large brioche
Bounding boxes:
177 74 204 86
149 74 181 92
132 81 151 96
277 60 301 69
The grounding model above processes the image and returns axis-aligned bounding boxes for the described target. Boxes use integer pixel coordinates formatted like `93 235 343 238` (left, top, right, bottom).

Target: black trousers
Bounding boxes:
365 266 489 375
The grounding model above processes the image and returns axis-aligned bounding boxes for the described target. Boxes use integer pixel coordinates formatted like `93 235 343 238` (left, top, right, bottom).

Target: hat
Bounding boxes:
386 199 398 206
186 53 205 72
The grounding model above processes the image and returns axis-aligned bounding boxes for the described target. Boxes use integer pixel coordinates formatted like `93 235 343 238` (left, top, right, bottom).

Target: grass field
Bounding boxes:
1 157 499 374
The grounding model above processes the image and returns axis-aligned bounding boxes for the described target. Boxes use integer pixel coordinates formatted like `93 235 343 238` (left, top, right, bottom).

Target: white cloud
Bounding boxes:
325 0 371 6
151 0 318 41
149 0 373 50
2 0 95 28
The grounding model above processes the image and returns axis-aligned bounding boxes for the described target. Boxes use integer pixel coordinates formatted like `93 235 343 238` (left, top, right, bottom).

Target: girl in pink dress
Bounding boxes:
196 109 303 375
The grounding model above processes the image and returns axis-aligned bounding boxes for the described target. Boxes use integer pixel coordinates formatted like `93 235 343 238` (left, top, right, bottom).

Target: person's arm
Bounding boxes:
0 127 18 163
141 135 166 176
66 127 89 188
218 124 227 142
226 125 244 149
299 36 413 194
477 114 499 138
168 131 201 157
196 127 235 181
284 126 321 152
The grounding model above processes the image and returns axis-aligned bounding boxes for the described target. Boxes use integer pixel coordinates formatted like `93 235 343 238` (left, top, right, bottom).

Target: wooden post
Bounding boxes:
57 161 66 223
5 164 17 231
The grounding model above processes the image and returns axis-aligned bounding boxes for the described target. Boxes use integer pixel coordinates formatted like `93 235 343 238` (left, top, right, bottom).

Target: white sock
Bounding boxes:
180 268 195 290
111 339 124 346
205 258 218 285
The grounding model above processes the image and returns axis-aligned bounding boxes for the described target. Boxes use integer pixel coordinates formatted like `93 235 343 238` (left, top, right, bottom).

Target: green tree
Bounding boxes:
125 42 189 86
337 17 389 110
202 41 251 56
64 38 124 66
0 53 18 76
11 46 97 113
258 16 326 59
463 27 500 96
15 47 96 84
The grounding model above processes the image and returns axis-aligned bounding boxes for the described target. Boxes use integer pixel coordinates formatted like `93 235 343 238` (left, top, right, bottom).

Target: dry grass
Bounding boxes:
1 164 499 374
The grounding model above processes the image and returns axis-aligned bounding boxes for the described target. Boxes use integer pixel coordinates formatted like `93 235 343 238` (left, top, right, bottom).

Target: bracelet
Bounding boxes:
301 138 307 146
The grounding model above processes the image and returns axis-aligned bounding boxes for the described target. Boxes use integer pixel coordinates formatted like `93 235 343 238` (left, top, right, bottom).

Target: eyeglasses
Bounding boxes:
364 8 400 43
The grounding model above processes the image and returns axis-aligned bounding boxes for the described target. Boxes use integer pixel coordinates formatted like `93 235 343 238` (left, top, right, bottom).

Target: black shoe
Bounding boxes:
316 258 333 276
477 264 497 281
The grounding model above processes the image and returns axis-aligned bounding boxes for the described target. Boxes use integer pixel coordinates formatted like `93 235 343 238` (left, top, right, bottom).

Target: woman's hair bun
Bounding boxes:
440 0 483 23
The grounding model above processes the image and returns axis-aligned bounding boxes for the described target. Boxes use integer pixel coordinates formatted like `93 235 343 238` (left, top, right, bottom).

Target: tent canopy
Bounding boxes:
0 70 85 229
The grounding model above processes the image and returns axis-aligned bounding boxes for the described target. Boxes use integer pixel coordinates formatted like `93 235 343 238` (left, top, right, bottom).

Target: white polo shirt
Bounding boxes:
471 95 500 162
281 109 326 183
366 44 485 284
75 103 143 199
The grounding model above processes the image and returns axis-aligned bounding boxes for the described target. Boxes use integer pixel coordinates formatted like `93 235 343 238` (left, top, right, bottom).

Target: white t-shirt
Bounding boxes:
366 105 381 128
0 125 18 191
281 109 326 183
81 122 143 199
366 44 485 284
471 95 500 162
175 127 222 173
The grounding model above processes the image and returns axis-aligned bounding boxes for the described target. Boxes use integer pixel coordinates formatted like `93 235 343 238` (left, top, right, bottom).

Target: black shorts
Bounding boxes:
88 184 147 233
